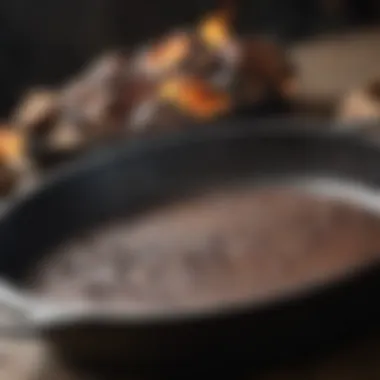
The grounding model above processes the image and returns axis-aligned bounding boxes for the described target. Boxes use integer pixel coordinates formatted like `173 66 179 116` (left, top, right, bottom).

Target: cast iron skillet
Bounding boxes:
1 119 380 373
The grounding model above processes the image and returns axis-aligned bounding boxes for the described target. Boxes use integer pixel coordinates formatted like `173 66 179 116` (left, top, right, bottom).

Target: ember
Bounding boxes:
198 9 234 50
158 76 231 119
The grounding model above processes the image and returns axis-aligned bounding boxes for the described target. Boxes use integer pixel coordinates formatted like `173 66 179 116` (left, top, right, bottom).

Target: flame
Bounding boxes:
145 32 190 73
142 7 235 74
159 76 231 119
0 128 25 164
197 9 233 50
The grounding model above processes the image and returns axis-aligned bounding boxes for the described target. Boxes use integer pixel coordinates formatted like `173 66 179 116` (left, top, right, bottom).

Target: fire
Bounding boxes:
143 7 235 75
0 128 25 165
145 32 190 73
159 76 231 119
197 9 234 50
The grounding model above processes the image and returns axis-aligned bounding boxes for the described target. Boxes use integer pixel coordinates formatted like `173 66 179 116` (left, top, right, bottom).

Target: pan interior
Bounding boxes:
24 176 380 317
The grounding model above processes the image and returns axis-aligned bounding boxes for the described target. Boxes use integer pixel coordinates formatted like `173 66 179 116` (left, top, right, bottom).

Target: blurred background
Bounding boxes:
0 0 380 116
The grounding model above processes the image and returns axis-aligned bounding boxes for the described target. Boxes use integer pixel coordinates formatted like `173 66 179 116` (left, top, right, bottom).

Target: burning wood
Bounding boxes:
0 127 29 196
0 128 26 167
159 76 231 119
142 32 191 76
197 9 234 51
2 6 296 196
12 88 59 134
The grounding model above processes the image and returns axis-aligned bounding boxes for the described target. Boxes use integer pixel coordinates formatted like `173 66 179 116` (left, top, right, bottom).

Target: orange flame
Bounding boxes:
145 32 190 73
197 8 234 50
159 76 231 119
0 128 25 164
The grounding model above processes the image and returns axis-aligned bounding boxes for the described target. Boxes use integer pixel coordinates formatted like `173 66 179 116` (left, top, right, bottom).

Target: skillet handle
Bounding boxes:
0 279 35 337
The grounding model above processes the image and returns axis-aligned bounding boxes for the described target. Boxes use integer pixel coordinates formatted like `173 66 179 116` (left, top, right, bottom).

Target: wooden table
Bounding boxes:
0 332 380 379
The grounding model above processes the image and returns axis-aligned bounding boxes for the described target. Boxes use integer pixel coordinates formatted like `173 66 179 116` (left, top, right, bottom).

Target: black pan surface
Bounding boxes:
1 119 380 372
